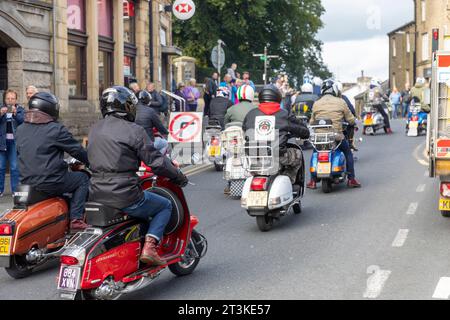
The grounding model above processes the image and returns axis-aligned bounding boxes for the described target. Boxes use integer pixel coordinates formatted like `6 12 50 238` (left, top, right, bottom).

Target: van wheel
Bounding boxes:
5 255 33 279
256 216 274 232
441 211 450 218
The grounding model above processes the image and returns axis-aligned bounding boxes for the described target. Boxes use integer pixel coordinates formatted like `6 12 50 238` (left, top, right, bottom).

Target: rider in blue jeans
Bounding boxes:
0 89 25 196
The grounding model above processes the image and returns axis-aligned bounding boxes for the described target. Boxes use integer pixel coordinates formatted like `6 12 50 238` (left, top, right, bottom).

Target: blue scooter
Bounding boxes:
406 103 428 137
309 120 347 193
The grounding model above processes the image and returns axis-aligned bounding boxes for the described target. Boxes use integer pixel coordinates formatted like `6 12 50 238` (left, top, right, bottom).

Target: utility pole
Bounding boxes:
253 46 280 85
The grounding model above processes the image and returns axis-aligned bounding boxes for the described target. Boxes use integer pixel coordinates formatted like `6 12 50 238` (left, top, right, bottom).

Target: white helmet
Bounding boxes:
313 77 323 87
335 81 343 94
370 78 382 88
416 77 426 85
301 83 313 93
236 85 255 102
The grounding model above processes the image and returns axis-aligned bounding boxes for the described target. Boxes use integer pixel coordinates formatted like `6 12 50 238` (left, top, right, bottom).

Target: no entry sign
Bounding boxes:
169 112 203 143
172 0 196 21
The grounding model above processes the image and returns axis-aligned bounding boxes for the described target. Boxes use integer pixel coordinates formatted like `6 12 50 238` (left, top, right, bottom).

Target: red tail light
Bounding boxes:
251 177 268 191
318 152 330 163
441 183 450 198
411 116 419 121
211 137 220 146
366 113 372 119
0 224 12 235
231 138 238 145
60 256 79 266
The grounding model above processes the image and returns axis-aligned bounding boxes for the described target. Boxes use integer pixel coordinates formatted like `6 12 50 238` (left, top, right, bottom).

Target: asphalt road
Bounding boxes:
1 119 449 300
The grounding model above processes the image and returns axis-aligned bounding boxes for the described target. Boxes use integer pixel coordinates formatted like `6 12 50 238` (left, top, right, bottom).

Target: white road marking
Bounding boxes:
425 170 429 177
392 229 409 247
416 184 426 193
363 266 391 299
406 203 418 215
433 278 450 299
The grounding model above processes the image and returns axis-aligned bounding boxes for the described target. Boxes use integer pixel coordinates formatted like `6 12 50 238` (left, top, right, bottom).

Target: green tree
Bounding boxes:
173 0 332 86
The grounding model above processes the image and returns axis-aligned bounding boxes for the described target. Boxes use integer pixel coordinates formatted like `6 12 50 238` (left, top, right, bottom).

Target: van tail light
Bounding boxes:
251 177 268 191
0 223 13 235
60 256 79 266
318 152 330 163
441 183 450 198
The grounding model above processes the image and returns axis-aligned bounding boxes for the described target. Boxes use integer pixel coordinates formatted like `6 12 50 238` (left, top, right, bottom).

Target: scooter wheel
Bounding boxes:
322 180 333 194
256 216 274 232
214 162 224 172
441 211 450 218
5 255 32 279
169 230 202 276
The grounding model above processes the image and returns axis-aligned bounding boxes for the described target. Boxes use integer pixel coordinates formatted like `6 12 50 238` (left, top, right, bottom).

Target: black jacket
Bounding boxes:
242 104 310 153
16 110 88 188
148 90 163 112
209 96 233 129
135 102 169 140
87 115 180 210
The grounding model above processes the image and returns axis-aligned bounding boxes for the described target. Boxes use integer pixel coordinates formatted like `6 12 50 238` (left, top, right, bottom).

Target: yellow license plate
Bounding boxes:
440 199 450 211
247 191 268 207
208 146 221 157
0 236 11 256
364 120 373 126
318 162 332 175
409 121 419 129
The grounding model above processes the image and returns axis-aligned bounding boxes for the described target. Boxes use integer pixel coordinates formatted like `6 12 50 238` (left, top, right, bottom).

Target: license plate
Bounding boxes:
247 191 268 207
317 162 331 175
0 236 11 256
409 121 419 129
57 266 81 292
208 146 221 157
440 199 450 211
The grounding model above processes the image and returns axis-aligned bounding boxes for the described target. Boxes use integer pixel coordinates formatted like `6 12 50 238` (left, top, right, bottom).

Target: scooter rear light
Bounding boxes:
318 152 330 163
411 116 419 121
441 183 450 198
251 177 268 191
0 223 13 235
60 256 79 266
211 138 220 146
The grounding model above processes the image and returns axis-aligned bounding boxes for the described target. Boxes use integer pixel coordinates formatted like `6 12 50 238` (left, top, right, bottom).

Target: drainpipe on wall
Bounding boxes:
52 0 58 93
149 0 154 82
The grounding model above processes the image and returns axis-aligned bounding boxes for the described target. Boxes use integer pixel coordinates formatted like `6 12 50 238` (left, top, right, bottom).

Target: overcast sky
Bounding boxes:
318 0 414 82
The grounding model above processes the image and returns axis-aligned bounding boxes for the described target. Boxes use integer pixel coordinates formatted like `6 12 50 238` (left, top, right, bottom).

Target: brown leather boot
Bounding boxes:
140 236 166 266
70 219 91 232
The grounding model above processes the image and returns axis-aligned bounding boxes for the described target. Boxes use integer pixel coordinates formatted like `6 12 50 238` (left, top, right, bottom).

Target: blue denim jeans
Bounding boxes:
0 139 19 193
338 139 356 180
392 103 400 119
402 102 409 118
122 191 172 242
154 137 169 155
37 172 90 220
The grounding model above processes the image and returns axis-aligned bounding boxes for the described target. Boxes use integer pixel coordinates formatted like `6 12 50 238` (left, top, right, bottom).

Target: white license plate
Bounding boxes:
247 191 268 207
410 121 419 129
57 266 81 292
318 162 331 175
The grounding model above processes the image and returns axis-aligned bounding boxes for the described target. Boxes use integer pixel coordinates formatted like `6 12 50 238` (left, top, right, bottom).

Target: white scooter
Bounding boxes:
221 123 251 198
205 119 225 171
241 139 305 232
362 103 388 135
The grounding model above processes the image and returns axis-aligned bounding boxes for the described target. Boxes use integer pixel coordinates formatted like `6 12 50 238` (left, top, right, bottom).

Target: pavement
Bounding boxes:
1 119 450 300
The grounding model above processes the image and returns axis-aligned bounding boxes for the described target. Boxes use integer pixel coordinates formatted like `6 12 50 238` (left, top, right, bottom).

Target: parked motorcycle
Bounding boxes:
362 103 389 135
0 159 89 279
309 119 347 194
241 140 305 232
222 123 250 198
406 103 428 137
56 164 207 300
205 120 225 172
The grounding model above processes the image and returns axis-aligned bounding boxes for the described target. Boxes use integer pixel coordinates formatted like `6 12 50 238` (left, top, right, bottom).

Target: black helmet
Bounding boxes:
28 92 60 120
100 86 138 122
258 85 282 103
137 90 152 106
321 79 339 97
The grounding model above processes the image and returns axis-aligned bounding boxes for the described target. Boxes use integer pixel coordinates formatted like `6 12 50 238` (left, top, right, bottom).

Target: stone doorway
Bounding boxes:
0 47 8 103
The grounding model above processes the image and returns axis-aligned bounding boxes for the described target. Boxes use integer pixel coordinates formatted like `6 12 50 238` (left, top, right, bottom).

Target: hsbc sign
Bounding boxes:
172 0 196 20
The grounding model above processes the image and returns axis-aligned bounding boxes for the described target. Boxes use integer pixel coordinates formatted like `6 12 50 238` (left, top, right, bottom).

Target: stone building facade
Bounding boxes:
0 0 180 138
388 21 416 91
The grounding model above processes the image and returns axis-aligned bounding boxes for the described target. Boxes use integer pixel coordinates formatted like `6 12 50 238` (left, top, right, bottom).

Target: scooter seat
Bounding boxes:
85 202 128 227
13 185 55 209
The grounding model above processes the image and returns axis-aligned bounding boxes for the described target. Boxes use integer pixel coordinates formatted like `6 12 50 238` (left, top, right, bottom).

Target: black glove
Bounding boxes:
172 171 189 188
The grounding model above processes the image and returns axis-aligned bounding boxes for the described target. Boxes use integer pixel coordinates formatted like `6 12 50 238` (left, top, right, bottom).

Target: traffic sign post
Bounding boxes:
253 46 280 85
211 40 226 77
172 0 196 21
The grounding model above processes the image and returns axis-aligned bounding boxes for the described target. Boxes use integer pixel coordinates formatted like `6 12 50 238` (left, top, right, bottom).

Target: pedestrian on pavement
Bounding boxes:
389 87 402 119
146 82 164 113
227 63 238 80
0 89 25 196
401 83 412 118
174 82 187 112
204 72 219 115
242 72 256 91
182 78 201 112
129 81 141 95
16 92 90 230
25 85 38 102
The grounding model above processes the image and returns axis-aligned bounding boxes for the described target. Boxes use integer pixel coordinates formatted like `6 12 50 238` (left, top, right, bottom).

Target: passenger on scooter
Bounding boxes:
224 85 257 125
292 83 319 120
88 86 188 267
208 86 233 130
134 89 170 154
307 79 362 189
242 85 310 184
410 77 431 113
367 79 393 134
15 92 91 231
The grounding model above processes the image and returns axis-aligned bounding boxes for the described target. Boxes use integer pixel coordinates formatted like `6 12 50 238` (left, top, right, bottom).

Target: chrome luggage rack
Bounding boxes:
309 124 338 151
242 145 277 175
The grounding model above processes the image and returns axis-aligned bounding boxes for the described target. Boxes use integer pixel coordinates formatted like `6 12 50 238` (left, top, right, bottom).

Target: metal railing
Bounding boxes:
161 90 187 112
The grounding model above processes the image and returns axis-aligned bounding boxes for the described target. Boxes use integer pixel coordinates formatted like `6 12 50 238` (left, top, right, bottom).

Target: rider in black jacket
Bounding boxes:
88 86 188 267
15 92 90 231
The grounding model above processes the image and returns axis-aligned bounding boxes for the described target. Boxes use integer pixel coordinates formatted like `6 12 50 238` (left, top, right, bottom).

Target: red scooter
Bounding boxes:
56 164 207 300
